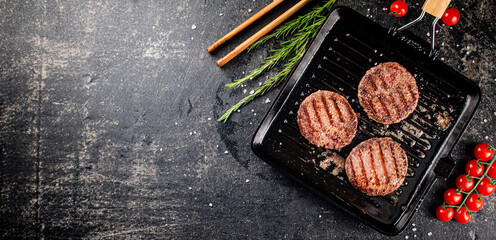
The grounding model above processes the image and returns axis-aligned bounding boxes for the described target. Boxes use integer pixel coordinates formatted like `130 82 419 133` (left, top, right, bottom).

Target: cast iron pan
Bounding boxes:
251 7 480 235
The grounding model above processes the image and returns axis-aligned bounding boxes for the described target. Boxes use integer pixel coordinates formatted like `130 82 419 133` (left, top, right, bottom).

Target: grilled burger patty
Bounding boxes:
358 62 419 124
345 137 408 196
297 90 357 150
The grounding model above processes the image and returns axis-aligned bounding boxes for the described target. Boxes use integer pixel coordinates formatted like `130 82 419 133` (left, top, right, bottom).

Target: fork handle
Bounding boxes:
422 0 452 18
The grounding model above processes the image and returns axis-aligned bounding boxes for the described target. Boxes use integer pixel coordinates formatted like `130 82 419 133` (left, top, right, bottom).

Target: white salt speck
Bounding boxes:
428 232 432 236
152 26 156 29
440 57 445 61
254 113 257 116
259 82 262 86
250 90 255 94
193 131 197 134
208 203 213 207
191 24 197 30
175 122 178 125
160 148 163 152
248 9 253 13
382 7 388 10
405 236 409 239
189 187 192 190
219 13 223 16
456 44 460 47
242 71 245 74
485 136 489 140
224 150 229 154
414 235 417 238
237 109 241 112
484 119 488 123
427 32 430 37
412 223 416 227
412 227 417 232
319 215 322 218
249 122 252 125
265 98 271 104
189 132 193 135
216 145 219 148
367 8 370 11
493 112 496 116
251 109 255 112
208 117 211 120
191 37 194 40
243 89 247 94
467 46 470 50
246 179 250 183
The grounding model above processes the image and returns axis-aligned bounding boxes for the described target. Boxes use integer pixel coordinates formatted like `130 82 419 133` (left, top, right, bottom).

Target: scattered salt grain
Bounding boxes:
248 9 253 13
412 227 417 232
250 90 255 94
254 113 257 116
251 109 255 112
485 136 489 140
428 232 432 236
246 179 250 183
265 98 271 104
208 203 213 207
243 89 247 94
191 24 197 30
319 215 322 218
405 236 409 239
208 117 211 120
175 122 178 125
189 187 192 190
224 150 229 154
160 148 163 152
189 132 193 135
484 119 488 123
237 109 241 112
219 13 223 16
412 223 416 226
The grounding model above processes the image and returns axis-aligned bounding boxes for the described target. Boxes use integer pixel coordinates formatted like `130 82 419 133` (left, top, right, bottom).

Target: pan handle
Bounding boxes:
422 0 452 18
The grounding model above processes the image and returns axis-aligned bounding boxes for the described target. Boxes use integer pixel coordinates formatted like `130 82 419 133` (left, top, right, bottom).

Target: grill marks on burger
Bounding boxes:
345 138 407 196
297 90 357 150
358 62 419 124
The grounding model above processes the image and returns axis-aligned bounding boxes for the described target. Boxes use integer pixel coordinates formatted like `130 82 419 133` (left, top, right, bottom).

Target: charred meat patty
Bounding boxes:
297 90 357 150
358 62 419 124
345 137 408 196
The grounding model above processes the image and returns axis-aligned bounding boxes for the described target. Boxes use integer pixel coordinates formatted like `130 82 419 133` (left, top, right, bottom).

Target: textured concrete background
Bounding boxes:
1 0 495 239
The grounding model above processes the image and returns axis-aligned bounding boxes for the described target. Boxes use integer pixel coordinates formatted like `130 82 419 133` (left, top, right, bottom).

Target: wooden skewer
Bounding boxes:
207 0 285 53
217 0 312 67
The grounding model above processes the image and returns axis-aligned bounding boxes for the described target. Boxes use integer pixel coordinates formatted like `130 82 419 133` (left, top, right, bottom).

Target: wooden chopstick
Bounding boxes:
217 0 312 67
207 0 285 53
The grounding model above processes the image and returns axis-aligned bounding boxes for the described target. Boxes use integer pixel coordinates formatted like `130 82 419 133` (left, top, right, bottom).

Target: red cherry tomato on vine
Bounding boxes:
476 178 495 196
390 0 408 17
456 174 474 191
466 193 483 211
488 162 496 179
436 205 454 222
441 8 460 26
474 143 494 161
465 159 484 177
454 206 471 224
443 188 462 205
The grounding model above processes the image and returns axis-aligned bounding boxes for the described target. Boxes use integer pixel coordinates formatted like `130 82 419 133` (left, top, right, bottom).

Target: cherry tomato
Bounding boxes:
455 174 474 191
476 178 495 196
443 188 462 205
488 162 496 179
441 8 460 26
474 143 494 161
465 159 484 177
390 0 408 17
466 193 483 211
454 206 471 224
436 205 454 222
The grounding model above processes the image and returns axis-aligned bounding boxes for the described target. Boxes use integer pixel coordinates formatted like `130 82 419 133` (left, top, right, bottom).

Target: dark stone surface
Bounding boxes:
1 0 495 239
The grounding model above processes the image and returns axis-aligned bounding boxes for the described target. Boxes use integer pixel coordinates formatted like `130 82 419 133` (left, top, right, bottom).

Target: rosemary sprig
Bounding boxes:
218 0 335 122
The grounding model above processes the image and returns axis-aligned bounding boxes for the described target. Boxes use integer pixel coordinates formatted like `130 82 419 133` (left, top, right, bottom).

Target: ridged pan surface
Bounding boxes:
252 7 480 235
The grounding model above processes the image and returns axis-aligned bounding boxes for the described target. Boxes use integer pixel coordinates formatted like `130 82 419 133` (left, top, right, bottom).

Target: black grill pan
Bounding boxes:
251 7 480 235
